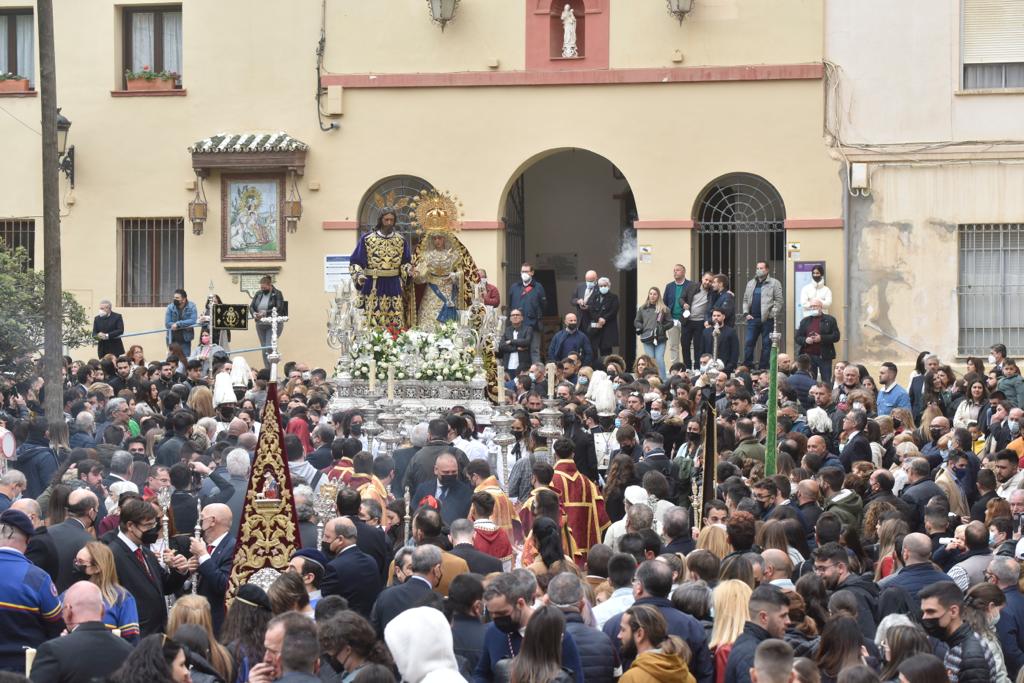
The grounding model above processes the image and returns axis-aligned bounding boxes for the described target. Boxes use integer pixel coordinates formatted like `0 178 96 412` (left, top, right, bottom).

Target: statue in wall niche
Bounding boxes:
561 4 578 58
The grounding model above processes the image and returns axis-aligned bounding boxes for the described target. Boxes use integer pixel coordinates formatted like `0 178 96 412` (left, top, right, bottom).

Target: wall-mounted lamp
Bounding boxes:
427 0 460 31
666 0 695 24
188 171 208 235
283 168 303 232
56 109 75 188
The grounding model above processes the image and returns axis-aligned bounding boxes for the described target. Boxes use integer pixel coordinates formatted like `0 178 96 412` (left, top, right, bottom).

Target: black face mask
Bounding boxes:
140 526 161 545
350 424 363 437
512 430 524 439
321 541 336 559
439 474 458 487
493 614 519 634
566 324 578 332
70 567 90 584
688 432 701 442
929 428 944 442
920 616 946 639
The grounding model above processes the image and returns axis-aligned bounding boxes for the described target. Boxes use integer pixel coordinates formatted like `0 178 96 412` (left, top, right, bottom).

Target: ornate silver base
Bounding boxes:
328 379 494 423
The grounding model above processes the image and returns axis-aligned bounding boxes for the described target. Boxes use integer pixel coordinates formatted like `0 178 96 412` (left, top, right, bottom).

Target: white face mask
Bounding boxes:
586 281 595 289
650 410 662 421
521 273 531 284
808 309 821 317
989 354 997 364
98 310 109 317
599 286 610 294
852 402 865 412
480 278 487 286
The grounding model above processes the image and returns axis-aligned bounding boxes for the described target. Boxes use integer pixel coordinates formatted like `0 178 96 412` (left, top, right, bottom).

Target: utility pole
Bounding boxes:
37 0 63 423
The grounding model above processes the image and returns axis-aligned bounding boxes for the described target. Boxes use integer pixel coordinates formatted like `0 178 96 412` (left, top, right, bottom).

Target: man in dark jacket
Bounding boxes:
882 532 955 605
250 276 286 369
92 300 126 358
900 457 948 531
497 310 533 375
813 542 879 640
795 299 839 383
587 278 619 358
507 263 547 364
789 354 817 408
990 556 1024 679
335 487 390 577
448 519 502 575
865 469 915 526
402 419 469 493
723 584 791 683
549 573 618 683
920 580 998 683
13 418 59 499
371 544 442 637
29 581 133 683
548 313 593 367
320 516 383 619
701 308 739 373
602 560 713 683
448 573 487 674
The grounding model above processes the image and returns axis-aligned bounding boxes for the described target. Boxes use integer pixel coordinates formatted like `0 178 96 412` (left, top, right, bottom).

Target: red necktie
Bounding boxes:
207 544 215 555
134 548 153 578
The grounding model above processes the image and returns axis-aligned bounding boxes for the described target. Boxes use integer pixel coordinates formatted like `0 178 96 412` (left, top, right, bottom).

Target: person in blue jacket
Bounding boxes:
508 263 547 364
548 313 593 367
164 288 198 360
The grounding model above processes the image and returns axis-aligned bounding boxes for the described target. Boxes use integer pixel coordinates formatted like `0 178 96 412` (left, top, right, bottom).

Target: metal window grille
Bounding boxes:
503 174 525 293
0 219 36 269
117 217 184 308
357 176 435 251
694 173 787 345
958 223 1024 356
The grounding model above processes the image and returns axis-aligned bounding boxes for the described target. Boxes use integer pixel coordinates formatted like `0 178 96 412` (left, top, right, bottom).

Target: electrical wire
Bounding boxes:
316 0 338 132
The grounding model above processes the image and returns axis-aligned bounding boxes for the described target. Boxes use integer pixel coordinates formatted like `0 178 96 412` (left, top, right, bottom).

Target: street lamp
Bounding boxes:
188 171 208 235
427 0 459 31
56 110 75 188
666 0 695 23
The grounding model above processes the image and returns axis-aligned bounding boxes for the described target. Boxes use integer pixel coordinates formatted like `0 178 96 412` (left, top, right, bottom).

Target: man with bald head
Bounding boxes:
10 498 42 530
885 532 955 601
805 435 842 471
413 452 473 525
27 488 98 592
321 516 383 618
761 549 795 590
30 581 133 683
921 416 952 469
189 502 234 633
795 479 822 529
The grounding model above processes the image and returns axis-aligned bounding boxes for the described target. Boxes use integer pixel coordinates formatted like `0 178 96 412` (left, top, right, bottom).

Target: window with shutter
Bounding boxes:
962 0 1024 89
958 224 1024 356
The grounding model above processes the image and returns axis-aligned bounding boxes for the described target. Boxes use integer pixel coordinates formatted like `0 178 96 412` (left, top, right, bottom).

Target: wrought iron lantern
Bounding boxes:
188 171 208 235
427 0 459 31
56 110 75 188
666 0 695 23
283 168 303 233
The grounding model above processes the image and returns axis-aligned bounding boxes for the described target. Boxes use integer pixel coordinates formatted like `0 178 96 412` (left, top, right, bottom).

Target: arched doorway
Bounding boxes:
694 173 786 347
357 175 435 249
501 148 638 363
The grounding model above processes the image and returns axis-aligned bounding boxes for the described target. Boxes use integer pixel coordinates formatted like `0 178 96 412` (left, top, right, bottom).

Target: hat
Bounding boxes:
234 584 272 612
0 509 35 537
213 372 236 407
624 485 648 506
291 548 329 571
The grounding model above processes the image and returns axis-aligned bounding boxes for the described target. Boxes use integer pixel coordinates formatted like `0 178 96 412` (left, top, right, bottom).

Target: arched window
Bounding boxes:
694 173 787 335
358 175 435 248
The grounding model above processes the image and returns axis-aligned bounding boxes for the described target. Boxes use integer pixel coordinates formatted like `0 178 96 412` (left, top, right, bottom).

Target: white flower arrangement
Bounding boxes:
343 322 475 382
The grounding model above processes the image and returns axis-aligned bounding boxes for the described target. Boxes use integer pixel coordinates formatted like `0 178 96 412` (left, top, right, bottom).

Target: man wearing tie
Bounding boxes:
571 270 599 328
413 453 472 525
109 498 189 637
189 503 235 635
498 310 532 386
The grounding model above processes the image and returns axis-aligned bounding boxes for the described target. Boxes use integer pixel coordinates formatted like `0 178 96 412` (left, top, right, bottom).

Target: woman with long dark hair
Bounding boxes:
897 654 949 683
877 623 930 683
110 634 192 683
795 573 829 633
604 454 639 522
220 585 272 683
528 517 574 575
815 616 866 683
510 605 571 683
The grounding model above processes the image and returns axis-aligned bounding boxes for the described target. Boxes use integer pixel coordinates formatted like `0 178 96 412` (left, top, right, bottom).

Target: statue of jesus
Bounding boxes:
349 210 413 331
561 4 578 58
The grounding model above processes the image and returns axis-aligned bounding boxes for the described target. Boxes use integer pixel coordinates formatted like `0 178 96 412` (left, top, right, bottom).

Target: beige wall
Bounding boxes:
0 0 840 370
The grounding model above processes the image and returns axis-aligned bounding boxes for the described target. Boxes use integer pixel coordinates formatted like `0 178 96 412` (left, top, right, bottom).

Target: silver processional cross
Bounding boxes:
264 306 289 381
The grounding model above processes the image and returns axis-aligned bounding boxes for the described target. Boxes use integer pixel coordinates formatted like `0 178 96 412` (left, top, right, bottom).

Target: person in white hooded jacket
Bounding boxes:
385 606 466 683
799 264 833 316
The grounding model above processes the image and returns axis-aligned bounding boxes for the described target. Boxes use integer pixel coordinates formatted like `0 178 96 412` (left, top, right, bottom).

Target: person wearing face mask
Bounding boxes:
412 453 473 526
919 580 998 683
799 265 832 316
26 488 98 593
477 268 500 308
572 269 600 325
474 568 585 683
920 416 952 470
109 497 189 637
508 263 548 364
986 557 1024 679
320 516 383 620
961 582 1012 683
187 503 235 634
741 261 784 371
319 610 395 683
0 470 25 513
549 312 594 368
370 543 445 636
93 298 126 358
795 299 839 384
588 276 620 358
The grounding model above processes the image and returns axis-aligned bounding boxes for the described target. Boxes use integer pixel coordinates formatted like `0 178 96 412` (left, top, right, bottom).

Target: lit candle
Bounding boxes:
387 363 395 401
547 363 556 399
369 358 377 393
497 364 505 403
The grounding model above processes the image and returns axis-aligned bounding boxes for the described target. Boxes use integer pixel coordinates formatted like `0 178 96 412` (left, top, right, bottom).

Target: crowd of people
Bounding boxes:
2 260 1024 683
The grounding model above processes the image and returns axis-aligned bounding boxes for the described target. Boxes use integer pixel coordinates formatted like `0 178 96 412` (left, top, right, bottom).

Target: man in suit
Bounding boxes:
108 497 189 637
497 309 533 380
335 486 390 578
403 419 470 493
909 353 941 417
189 503 234 635
588 277 619 359
320 516 383 618
29 581 133 683
701 308 739 373
571 270 600 329
167 460 235 537
306 424 335 471
27 488 97 592
448 518 502 575
92 299 125 358
507 262 547 364
391 424 428 499
413 453 473 526
795 299 840 384
664 264 698 369
370 544 443 636
839 409 874 471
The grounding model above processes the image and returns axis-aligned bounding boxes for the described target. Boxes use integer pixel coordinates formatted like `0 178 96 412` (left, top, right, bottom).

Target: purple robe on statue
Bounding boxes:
350 230 412 330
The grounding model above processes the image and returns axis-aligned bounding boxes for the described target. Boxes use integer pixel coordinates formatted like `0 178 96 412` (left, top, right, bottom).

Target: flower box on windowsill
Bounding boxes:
0 78 30 93
126 77 177 92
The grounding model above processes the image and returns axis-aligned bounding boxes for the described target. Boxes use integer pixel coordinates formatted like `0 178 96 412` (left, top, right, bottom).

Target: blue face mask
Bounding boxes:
614 418 622 429
578 376 589 386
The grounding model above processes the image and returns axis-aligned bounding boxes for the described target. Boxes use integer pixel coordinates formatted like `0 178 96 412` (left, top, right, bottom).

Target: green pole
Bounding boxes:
764 324 782 476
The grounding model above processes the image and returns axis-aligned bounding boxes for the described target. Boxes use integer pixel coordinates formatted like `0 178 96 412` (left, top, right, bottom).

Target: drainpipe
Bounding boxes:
842 168 852 362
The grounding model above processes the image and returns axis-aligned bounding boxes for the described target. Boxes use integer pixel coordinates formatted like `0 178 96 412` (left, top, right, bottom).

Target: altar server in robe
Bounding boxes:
550 437 610 566
466 460 516 545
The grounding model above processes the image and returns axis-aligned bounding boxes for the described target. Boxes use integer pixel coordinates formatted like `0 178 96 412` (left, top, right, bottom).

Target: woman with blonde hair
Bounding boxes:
187 386 216 419
696 524 733 560
874 517 909 581
71 541 140 643
167 594 233 682
634 286 673 379
632 354 658 378
709 579 753 683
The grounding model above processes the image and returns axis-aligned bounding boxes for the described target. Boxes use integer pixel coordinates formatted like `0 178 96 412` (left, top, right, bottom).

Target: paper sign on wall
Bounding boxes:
639 245 653 264
324 255 351 292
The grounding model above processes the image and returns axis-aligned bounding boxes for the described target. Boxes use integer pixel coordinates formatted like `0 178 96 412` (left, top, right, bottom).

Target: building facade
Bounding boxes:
1 0 842 370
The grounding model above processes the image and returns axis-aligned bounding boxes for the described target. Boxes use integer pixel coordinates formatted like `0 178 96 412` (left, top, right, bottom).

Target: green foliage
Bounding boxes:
0 243 92 380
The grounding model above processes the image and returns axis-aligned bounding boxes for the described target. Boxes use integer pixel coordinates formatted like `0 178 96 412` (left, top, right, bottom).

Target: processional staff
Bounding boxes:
264 307 290 382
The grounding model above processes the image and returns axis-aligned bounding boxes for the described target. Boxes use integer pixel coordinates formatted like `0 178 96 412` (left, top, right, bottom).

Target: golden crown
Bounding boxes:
409 189 463 235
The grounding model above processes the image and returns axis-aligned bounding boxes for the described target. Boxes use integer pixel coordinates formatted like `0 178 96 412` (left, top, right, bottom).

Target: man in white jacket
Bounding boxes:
799 264 833 317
